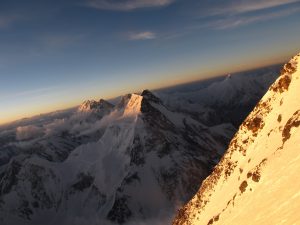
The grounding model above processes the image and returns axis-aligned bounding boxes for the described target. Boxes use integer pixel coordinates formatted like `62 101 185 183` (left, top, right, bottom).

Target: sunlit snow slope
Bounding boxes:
173 53 300 225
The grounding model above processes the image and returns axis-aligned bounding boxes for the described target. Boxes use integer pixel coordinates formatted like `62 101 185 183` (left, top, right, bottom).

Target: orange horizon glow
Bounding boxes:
0 53 290 127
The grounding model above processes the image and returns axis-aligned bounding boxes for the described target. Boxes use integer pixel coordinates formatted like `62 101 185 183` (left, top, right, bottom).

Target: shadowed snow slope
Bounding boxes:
173 53 300 225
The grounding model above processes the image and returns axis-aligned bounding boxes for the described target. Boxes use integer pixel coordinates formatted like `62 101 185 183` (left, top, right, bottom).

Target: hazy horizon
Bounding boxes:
0 61 286 126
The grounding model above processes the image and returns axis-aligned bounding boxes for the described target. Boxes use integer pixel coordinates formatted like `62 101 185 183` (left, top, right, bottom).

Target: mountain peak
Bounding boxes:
78 100 97 111
116 93 133 109
98 99 114 109
78 99 114 112
141 89 161 104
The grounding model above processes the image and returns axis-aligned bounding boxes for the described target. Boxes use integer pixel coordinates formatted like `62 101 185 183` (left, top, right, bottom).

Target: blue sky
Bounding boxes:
1 0 300 124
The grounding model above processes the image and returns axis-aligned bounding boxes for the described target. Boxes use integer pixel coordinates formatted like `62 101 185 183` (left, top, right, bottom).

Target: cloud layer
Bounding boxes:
16 125 44 141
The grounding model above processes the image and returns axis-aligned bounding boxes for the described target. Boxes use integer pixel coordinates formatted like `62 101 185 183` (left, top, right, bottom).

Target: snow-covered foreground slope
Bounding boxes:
173 53 300 225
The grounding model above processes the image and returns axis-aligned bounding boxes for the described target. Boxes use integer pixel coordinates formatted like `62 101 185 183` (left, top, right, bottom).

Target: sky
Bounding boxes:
0 0 300 124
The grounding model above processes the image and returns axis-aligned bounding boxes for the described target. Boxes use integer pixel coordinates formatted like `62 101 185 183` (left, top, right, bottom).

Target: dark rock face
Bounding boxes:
130 136 145 166
0 160 21 195
71 173 95 192
141 89 161 104
107 197 132 224
282 110 300 144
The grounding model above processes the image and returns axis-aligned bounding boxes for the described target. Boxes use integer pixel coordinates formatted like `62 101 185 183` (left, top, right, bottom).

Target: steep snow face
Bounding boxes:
173 53 300 225
123 94 143 117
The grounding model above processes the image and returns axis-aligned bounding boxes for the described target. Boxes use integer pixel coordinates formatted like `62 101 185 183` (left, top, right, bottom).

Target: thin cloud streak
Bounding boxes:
128 31 156 40
129 3 300 42
207 6 300 30
228 0 300 14
86 0 175 11
160 4 300 40
172 0 300 35
186 0 300 19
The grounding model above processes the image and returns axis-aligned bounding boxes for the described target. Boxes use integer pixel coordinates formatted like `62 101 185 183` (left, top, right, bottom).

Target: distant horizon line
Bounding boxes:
0 61 285 127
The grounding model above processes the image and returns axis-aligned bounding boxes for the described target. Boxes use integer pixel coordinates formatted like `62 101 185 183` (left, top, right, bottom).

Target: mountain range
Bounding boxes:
0 64 280 225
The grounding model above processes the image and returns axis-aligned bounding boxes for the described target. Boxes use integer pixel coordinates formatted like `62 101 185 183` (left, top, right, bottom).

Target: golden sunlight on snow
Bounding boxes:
173 53 300 225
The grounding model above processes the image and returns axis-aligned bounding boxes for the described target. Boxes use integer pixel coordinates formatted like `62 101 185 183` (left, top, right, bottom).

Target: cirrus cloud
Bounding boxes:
128 31 156 40
204 4 300 30
184 0 300 31
86 0 176 11
225 0 300 14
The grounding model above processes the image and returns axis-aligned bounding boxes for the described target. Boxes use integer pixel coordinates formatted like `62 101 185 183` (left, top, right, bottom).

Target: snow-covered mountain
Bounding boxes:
0 90 235 225
0 65 279 225
78 99 114 113
157 65 279 127
173 53 300 225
